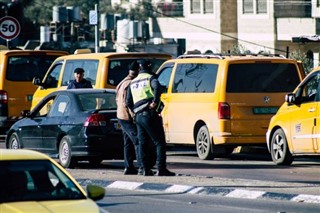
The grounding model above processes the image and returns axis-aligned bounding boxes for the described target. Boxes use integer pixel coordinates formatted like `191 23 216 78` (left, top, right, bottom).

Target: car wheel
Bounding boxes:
270 129 293 165
59 136 76 168
8 133 21 149
196 125 214 160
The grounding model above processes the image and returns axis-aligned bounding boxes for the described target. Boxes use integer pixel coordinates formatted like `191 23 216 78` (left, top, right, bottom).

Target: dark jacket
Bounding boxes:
67 79 93 89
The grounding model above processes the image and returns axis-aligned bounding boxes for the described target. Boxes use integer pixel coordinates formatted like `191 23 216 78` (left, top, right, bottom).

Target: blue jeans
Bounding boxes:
118 119 141 169
135 110 167 171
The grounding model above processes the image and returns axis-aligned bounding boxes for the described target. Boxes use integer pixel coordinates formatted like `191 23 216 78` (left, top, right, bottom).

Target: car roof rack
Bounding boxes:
177 52 287 59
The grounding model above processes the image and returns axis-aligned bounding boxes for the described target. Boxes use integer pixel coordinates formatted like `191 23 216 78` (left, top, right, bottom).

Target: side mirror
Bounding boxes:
285 93 296 104
86 184 105 201
20 110 31 117
33 77 42 86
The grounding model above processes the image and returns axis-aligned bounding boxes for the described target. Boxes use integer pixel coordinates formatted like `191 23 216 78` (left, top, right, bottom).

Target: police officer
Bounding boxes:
126 60 175 176
67 68 93 89
116 61 142 175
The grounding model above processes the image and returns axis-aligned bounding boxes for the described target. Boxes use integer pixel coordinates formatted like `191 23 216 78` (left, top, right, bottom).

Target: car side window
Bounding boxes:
45 63 62 88
33 96 56 117
172 63 218 93
157 64 174 93
48 95 71 117
298 73 320 103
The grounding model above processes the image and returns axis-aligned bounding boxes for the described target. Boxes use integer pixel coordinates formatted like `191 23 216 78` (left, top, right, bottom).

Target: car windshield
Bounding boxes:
78 92 117 111
0 160 85 203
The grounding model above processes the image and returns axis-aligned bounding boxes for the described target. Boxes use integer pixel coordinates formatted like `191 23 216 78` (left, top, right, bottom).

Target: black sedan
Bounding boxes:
6 89 123 168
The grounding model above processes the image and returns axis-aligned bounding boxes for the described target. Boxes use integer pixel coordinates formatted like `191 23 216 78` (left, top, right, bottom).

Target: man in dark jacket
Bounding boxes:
67 68 93 89
126 60 175 176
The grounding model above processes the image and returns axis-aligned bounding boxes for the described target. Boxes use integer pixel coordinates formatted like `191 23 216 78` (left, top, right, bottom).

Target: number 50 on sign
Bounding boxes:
0 16 21 40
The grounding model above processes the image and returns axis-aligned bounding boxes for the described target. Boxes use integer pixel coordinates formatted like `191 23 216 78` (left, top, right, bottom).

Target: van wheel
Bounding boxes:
270 129 293 165
59 136 76 168
8 133 21 149
196 126 214 160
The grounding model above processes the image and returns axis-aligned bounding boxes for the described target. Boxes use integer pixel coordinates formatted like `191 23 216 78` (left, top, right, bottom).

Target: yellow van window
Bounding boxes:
107 58 168 86
226 63 300 93
172 63 218 93
44 64 62 88
61 60 99 86
6 55 58 81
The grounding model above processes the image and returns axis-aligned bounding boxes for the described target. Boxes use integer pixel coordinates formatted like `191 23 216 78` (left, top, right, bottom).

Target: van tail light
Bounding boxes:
84 114 107 127
218 102 230 119
0 90 8 104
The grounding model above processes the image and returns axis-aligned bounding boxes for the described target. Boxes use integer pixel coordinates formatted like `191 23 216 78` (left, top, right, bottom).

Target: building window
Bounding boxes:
243 0 267 14
191 0 201 14
204 0 214 14
317 0 320 7
256 0 267 14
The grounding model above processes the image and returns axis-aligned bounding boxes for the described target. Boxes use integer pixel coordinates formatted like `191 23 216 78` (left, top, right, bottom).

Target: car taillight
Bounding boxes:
0 90 8 104
218 102 230 119
84 114 107 127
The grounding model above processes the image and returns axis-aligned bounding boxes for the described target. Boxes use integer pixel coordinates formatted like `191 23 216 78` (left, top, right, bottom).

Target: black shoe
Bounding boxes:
143 169 154 176
124 168 138 175
156 169 175 176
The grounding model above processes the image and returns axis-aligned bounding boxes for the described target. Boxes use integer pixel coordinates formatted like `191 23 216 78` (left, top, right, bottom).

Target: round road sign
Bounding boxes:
0 16 20 40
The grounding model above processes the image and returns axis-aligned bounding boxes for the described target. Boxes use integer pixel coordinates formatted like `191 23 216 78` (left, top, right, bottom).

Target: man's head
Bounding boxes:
74 68 85 82
128 61 139 77
137 59 152 73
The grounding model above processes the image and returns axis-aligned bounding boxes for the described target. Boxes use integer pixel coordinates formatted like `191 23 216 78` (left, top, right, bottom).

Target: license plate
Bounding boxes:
253 107 278 114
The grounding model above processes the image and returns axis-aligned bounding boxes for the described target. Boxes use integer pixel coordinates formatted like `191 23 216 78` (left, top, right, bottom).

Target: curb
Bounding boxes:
76 178 320 204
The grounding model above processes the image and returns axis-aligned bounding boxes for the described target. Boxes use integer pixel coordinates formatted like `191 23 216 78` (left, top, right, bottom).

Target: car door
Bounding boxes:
19 96 55 151
290 72 320 153
157 62 175 142
41 94 71 154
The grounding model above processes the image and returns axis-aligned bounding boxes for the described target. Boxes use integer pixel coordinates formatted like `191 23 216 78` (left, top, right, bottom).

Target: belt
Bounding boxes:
137 110 156 116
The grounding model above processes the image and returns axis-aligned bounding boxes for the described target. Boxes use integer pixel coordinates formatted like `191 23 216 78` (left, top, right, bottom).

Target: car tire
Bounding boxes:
270 129 293 165
8 133 21 149
196 125 214 160
59 136 76 168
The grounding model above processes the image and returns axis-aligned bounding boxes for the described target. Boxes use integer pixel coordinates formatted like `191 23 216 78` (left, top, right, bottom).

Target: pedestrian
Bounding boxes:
116 61 142 175
126 59 175 176
67 67 93 89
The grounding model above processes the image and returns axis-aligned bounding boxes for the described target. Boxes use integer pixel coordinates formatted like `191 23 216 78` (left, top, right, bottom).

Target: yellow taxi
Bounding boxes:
31 50 171 110
266 67 320 165
0 149 107 213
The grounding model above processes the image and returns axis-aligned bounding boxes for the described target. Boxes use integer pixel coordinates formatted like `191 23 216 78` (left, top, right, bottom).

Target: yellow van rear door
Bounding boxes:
225 62 302 142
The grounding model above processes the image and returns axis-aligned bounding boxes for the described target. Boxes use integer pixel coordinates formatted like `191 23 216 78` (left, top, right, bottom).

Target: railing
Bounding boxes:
156 2 184 17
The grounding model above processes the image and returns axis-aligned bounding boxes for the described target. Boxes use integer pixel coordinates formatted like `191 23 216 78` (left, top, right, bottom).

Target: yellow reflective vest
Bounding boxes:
130 73 155 104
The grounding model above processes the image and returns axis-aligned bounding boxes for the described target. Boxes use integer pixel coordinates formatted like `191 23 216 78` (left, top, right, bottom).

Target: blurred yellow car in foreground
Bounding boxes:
266 67 320 165
0 149 107 213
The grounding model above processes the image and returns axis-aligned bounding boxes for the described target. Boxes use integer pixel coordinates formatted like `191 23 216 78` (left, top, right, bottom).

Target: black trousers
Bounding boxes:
135 111 167 171
118 119 141 169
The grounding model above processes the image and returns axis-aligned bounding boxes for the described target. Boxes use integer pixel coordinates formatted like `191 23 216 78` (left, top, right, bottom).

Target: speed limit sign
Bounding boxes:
0 16 20 40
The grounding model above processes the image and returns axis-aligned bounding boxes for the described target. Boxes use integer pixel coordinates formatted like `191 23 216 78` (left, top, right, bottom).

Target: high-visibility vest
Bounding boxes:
130 73 155 104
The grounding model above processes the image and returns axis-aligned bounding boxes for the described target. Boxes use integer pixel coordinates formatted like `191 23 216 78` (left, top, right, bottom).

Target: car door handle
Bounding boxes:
308 108 315 112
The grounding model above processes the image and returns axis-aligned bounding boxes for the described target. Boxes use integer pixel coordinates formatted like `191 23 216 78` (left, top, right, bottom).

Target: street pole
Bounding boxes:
95 4 99 53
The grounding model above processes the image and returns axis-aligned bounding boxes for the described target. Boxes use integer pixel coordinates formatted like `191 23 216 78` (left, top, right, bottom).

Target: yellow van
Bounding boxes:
0 49 68 136
156 54 305 160
32 51 172 110
266 66 320 165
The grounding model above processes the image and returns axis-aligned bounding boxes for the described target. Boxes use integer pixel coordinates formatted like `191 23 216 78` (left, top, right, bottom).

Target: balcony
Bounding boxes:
156 2 184 17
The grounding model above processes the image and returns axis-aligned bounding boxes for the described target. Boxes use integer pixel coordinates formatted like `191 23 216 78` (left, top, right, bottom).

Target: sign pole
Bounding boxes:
94 4 99 53
6 39 9 48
